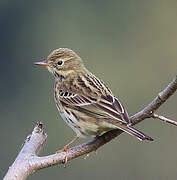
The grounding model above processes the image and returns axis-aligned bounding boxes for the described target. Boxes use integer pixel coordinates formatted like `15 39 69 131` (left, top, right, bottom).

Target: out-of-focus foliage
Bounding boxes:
0 1 177 179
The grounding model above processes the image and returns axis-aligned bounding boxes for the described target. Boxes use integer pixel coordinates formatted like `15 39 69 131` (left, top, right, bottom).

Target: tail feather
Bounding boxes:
120 125 153 141
101 118 153 141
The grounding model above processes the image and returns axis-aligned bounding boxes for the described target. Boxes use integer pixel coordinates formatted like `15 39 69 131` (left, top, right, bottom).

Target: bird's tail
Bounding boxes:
104 118 153 141
119 124 153 141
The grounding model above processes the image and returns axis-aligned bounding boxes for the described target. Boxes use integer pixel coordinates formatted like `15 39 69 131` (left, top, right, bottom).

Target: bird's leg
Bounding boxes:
56 136 79 153
56 136 79 165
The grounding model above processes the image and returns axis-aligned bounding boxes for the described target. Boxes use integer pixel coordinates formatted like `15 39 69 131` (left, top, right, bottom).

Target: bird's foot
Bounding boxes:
56 136 79 166
56 145 69 154
84 149 98 160
84 153 90 160
56 145 70 166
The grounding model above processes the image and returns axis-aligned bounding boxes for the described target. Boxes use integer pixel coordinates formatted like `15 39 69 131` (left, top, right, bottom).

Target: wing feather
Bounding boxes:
58 89 130 124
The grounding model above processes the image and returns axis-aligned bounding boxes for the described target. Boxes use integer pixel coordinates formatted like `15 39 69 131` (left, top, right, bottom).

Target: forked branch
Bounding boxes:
3 75 177 180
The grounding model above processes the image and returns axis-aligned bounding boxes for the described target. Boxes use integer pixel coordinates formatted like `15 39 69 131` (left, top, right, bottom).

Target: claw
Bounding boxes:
55 136 79 166
84 153 90 160
62 155 68 167
94 149 97 155
56 146 69 166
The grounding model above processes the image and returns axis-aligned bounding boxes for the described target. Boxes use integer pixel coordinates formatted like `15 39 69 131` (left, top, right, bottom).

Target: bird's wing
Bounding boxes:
58 89 130 124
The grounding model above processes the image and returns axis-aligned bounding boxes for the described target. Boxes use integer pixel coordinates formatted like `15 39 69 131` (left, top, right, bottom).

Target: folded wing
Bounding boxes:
58 89 130 124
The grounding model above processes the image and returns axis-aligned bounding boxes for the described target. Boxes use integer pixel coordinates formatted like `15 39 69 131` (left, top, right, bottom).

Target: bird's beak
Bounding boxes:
34 60 50 66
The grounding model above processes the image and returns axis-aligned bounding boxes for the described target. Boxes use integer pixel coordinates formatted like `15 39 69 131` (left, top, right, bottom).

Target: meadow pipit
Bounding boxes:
35 48 153 153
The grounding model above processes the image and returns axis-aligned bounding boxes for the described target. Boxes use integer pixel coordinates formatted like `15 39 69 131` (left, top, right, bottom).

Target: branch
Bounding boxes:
3 123 47 180
152 114 177 126
3 75 177 180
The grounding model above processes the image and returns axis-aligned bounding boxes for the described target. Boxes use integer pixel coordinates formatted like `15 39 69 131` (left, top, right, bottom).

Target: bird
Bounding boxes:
35 48 153 153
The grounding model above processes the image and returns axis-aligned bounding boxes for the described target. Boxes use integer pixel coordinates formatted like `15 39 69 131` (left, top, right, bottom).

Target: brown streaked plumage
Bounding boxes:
35 48 153 152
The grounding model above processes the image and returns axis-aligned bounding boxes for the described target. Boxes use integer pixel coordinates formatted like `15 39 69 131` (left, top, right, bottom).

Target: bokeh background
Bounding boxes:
1 0 177 179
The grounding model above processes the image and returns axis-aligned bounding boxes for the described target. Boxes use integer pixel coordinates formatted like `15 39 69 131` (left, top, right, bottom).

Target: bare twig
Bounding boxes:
3 75 177 180
152 114 177 126
130 75 177 124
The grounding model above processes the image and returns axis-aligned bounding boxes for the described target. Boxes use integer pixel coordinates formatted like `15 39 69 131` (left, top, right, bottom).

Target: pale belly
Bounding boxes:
59 110 118 138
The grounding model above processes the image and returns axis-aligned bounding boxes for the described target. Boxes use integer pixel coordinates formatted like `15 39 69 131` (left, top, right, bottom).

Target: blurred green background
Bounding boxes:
1 0 177 179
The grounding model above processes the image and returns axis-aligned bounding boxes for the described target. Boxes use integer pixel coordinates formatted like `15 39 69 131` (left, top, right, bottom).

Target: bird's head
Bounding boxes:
35 48 84 79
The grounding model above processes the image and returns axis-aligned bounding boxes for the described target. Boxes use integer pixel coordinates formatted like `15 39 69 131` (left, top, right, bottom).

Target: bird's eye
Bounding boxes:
57 60 63 66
